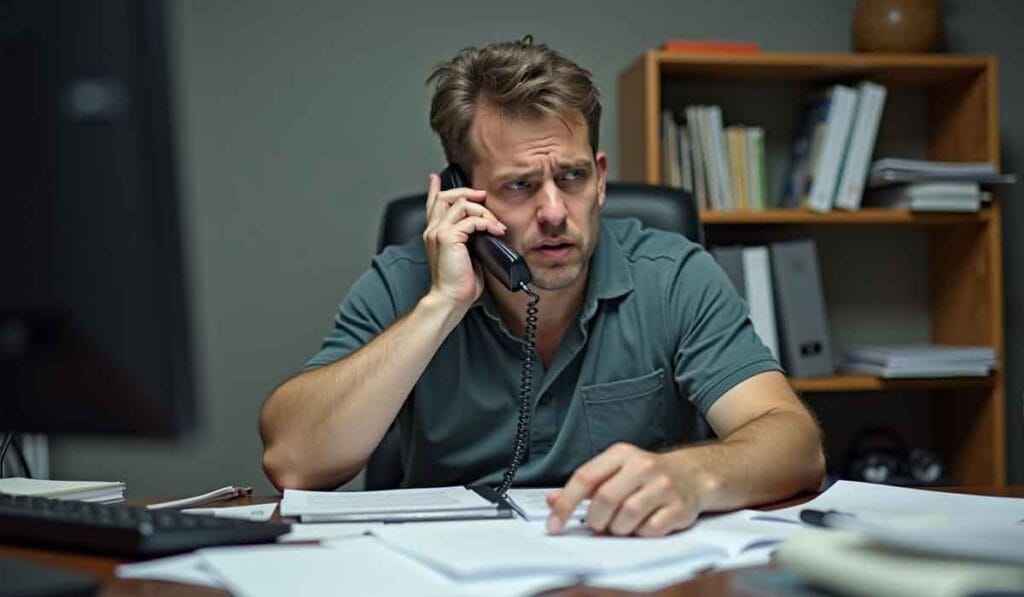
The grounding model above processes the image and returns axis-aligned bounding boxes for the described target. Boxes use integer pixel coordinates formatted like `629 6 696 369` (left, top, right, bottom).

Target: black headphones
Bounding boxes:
843 427 944 485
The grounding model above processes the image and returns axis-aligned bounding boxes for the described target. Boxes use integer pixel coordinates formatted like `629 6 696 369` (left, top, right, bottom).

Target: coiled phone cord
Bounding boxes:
496 282 539 497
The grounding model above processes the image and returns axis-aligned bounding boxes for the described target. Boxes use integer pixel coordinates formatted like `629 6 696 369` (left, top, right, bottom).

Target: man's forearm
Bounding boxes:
665 408 825 514
260 292 466 490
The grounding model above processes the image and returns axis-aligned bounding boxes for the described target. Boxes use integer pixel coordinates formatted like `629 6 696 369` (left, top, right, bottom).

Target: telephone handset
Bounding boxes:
438 165 532 292
437 164 537 496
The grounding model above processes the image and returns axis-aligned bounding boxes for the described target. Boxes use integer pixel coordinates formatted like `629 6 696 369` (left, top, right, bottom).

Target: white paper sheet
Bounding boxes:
116 553 222 588
277 522 381 543
751 480 1024 526
505 488 588 521
184 503 278 522
370 518 733 578
280 486 493 516
199 537 572 597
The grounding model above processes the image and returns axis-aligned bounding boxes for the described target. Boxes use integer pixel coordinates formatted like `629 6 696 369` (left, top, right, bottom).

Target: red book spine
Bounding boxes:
662 40 760 54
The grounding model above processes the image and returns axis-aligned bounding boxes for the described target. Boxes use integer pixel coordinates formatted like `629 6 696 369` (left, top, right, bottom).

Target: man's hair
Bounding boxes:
427 38 602 172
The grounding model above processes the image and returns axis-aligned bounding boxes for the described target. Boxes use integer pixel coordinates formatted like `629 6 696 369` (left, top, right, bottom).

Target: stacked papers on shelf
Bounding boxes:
0 477 125 503
862 181 988 212
867 158 1016 187
840 344 996 378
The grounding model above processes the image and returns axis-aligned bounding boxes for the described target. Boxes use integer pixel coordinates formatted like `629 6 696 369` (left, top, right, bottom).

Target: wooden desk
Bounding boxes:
2 487 1021 596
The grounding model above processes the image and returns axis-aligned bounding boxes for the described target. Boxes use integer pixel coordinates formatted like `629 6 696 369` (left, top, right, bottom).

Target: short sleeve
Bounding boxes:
668 248 781 415
303 264 400 370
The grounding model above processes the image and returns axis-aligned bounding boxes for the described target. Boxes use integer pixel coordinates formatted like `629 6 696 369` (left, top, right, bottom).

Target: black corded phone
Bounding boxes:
438 164 538 496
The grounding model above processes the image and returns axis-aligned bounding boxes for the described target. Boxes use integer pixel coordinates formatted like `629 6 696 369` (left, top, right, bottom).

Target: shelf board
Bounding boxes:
699 208 991 226
651 51 992 86
790 374 994 393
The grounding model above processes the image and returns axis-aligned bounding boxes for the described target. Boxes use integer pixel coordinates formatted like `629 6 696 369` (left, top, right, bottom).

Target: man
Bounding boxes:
260 39 824 537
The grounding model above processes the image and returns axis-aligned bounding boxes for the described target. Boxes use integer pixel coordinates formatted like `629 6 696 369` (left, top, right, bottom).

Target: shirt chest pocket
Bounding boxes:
579 368 668 455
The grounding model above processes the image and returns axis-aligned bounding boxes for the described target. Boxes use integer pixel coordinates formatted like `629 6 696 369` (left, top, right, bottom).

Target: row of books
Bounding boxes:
661 107 768 211
710 239 834 377
709 241 996 379
782 82 888 212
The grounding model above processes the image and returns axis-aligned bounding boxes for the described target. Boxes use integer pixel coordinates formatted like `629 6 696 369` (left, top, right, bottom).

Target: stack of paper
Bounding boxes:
840 344 996 378
863 181 988 212
280 486 512 522
768 481 1024 596
504 488 588 521
0 477 125 504
867 158 1016 186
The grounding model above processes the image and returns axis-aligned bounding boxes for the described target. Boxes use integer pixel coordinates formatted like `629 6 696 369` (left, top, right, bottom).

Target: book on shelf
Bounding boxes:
726 126 749 209
662 39 759 54
685 106 708 208
769 239 834 378
840 344 995 378
0 477 125 504
740 246 779 359
660 110 682 188
834 82 887 211
782 85 858 212
746 126 768 210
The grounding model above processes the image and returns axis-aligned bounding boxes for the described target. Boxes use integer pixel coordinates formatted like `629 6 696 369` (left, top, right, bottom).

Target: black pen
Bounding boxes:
799 508 856 528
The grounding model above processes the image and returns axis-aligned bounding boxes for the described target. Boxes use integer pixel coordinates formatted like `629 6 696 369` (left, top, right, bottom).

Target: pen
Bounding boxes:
799 508 856 528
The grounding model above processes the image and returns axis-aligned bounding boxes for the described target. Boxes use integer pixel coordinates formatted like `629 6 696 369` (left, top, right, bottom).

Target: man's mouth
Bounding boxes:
531 239 575 261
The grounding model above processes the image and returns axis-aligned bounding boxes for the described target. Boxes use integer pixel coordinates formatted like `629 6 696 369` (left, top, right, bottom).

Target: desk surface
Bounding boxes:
2 486 1021 597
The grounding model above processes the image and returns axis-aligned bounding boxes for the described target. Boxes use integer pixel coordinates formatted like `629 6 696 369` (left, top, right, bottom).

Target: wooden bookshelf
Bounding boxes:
619 51 1006 486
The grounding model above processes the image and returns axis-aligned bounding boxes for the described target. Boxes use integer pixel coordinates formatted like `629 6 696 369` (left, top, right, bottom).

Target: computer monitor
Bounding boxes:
0 0 195 436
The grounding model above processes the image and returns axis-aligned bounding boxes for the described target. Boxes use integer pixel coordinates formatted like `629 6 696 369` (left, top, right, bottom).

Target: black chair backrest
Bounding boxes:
377 182 703 251
365 183 703 490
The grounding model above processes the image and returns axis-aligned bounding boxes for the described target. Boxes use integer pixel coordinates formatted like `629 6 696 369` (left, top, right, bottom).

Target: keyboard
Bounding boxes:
0 493 289 557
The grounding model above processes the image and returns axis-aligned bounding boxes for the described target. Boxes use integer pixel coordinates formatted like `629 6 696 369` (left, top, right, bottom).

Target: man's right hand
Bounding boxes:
422 172 506 309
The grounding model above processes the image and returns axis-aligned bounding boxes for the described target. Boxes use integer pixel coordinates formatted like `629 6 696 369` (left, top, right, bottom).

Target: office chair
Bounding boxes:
367 183 704 490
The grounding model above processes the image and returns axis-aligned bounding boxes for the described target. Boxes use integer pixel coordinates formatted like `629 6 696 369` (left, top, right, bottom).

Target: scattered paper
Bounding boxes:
199 537 571 597
278 522 381 543
116 553 222 589
505 487 588 521
752 480 1024 526
371 518 730 578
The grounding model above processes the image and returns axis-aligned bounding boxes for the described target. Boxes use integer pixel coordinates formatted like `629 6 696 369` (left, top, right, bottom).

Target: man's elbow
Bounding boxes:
801 413 827 492
262 444 308 491
262 441 364 492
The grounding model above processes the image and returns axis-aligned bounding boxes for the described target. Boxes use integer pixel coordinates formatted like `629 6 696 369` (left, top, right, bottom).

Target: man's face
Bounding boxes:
469 104 607 291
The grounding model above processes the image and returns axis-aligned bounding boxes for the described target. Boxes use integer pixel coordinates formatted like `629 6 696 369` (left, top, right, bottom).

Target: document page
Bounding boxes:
751 480 1024 526
371 518 728 578
280 486 494 517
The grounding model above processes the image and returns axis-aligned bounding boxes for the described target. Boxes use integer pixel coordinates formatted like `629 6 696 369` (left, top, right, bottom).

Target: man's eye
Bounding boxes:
507 179 532 192
559 169 586 183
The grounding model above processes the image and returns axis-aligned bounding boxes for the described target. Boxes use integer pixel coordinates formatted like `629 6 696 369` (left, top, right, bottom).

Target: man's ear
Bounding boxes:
595 151 608 208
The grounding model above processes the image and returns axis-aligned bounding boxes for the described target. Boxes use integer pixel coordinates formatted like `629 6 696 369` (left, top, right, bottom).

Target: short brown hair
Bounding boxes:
428 39 602 174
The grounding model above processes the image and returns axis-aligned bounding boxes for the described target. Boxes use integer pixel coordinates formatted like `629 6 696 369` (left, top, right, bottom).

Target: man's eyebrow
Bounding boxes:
492 166 543 181
556 159 593 171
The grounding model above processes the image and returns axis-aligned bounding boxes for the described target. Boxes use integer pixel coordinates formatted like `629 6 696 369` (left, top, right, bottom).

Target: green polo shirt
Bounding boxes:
305 218 780 488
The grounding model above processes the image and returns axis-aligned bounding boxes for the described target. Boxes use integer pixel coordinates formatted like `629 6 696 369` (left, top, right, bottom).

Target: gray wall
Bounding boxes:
51 0 1023 495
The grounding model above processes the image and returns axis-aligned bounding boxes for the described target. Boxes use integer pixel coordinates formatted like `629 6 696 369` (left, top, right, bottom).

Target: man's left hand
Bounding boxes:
545 442 711 537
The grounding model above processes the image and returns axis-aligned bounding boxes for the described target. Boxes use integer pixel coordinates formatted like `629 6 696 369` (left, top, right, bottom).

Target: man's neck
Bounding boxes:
486 267 590 367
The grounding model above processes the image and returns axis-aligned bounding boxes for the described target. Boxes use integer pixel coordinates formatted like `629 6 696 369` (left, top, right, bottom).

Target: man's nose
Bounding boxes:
536 179 568 228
